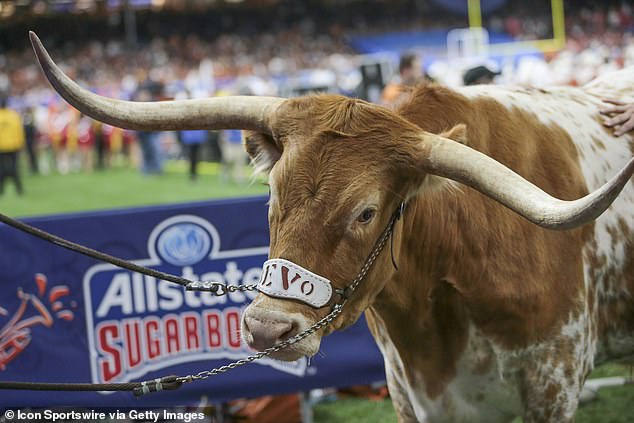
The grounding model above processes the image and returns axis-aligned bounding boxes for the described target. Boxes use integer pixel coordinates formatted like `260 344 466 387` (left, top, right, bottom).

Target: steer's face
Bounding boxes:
31 33 633 362
240 96 427 360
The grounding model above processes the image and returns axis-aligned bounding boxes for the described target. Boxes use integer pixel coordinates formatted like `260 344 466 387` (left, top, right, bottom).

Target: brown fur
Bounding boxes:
242 86 632 422
391 84 590 348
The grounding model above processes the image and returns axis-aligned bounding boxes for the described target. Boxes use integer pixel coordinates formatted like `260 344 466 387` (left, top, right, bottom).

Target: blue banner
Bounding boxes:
0 197 386 408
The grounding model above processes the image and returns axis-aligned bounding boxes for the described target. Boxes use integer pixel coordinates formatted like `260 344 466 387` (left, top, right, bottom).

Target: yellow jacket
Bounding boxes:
0 108 25 152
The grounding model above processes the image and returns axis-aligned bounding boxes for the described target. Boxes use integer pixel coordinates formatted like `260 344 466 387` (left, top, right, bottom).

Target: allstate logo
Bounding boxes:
156 222 212 266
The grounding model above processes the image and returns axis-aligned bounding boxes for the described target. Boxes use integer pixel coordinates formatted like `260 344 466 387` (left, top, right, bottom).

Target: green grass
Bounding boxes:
314 364 634 423
315 397 397 423
0 161 267 218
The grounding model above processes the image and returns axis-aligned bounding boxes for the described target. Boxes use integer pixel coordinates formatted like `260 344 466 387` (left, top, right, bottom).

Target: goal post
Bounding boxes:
467 0 566 54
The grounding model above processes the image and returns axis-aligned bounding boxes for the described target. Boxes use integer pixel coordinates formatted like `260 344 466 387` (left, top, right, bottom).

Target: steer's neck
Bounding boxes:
366 192 473 398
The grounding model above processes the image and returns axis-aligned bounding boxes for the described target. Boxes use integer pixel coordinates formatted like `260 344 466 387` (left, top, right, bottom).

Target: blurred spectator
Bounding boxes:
137 130 163 175
0 0 630 172
0 95 26 195
463 65 501 85
207 131 223 163
381 53 427 107
59 109 91 173
22 107 38 174
221 129 247 184
106 125 135 169
180 129 209 181
135 89 163 175
77 115 95 172
91 120 107 170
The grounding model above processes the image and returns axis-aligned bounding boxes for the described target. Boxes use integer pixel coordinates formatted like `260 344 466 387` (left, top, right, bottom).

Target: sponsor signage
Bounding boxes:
0 197 385 408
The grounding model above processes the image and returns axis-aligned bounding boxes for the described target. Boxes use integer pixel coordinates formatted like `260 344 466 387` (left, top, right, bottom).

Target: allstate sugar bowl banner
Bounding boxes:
0 197 385 408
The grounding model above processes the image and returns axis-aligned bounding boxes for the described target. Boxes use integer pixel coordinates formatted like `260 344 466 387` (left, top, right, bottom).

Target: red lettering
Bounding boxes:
183 314 201 352
204 311 222 349
301 281 315 296
97 323 122 382
144 318 161 360
164 315 180 354
261 264 272 286
281 266 301 290
95 310 254 380
123 319 142 369
225 309 241 349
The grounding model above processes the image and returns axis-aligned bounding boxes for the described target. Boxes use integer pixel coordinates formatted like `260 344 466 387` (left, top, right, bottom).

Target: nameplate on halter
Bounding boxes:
257 258 332 308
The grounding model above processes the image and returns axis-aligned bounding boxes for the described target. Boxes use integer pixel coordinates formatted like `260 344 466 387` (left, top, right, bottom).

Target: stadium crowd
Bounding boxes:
0 0 632 179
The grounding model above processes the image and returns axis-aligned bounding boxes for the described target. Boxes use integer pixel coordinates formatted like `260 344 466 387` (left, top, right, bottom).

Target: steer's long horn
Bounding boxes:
421 133 634 230
29 32 284 133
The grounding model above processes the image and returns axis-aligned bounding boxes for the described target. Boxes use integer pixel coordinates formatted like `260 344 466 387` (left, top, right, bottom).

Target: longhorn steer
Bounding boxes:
30 32 634 422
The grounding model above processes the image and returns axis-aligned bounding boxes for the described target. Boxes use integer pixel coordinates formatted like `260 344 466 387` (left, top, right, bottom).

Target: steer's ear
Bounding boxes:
439 124 467 145
420 124 468 191
243 131 283 174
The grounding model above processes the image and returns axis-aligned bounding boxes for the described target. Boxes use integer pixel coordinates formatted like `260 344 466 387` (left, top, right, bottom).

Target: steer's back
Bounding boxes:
454 70 634 363
368 71 634 422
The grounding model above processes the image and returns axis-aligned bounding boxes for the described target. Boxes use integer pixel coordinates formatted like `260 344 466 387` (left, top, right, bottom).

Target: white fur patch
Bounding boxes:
372 315 520 422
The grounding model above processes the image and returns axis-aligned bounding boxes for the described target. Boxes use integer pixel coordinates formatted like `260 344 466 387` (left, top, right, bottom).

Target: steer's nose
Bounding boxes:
243 316 297 351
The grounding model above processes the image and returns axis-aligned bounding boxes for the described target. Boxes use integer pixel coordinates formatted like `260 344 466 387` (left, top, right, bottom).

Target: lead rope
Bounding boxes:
0 212 192 287
0 203 405 396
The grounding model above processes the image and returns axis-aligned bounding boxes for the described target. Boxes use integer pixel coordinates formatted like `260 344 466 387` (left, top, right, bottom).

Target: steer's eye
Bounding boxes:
357 208 376 224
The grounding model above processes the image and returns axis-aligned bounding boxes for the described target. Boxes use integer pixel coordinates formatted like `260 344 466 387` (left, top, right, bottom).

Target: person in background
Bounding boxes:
179 129 209 181
46 102 64 174
463 65 501 86
381 53 427 107
221 128 248 184
134 89 163 175
22 107 38 174
601 99 634 136
61 109 91 173
136 129 163 175
207 131 223 163
0 96 26 195
91 120 107 170
77 114 94 172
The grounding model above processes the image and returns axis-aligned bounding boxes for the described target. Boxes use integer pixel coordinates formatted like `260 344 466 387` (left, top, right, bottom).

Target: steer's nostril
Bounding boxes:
244 316 296 350
279 321 299 341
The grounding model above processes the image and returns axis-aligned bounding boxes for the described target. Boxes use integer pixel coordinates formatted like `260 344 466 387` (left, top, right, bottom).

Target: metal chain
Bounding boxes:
178 203 405 386
185 281 258 294
0 202 405 395
178 303 344 383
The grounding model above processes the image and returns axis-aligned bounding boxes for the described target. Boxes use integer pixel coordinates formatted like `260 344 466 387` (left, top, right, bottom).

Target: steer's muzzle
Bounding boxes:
241 304 322 361
241 258 333 360
243 315 295 350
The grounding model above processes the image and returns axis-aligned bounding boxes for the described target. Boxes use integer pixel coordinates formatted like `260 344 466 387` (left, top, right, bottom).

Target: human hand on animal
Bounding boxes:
600 99 634 136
